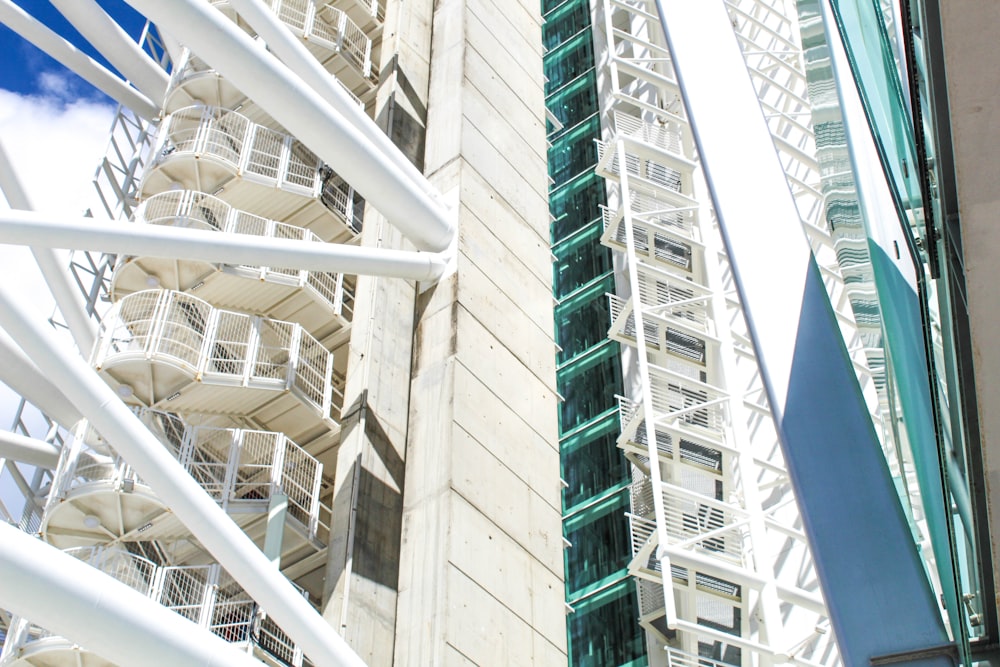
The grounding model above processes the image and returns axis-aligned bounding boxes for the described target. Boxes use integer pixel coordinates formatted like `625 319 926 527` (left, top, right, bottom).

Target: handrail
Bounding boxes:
47 411 324 540
131 190 356 317
150 104 363 232
0 542 307 667
93 289 336 417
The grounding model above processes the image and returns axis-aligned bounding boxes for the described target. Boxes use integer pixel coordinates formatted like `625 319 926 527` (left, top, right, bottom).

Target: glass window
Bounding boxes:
551 173 607 242
558 348 623 432
568 582 647 667
555 288 613 363
543 0 590 51
553 223 613 299
564 492 631 593
561 417 630 510
544 33 595 95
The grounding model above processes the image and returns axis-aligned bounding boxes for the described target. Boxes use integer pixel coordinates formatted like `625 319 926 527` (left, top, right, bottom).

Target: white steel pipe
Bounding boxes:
0 0 158 120
0 286 367 667
0 210 446 281
124 0 455 253
227 0 441 204
0 430 61 468
0 330 82 429
47 0 169 106
0 140 98 354
0 524 263 667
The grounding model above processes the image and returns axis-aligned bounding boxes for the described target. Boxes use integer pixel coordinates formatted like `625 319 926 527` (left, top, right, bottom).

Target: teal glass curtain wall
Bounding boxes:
543 0 647 663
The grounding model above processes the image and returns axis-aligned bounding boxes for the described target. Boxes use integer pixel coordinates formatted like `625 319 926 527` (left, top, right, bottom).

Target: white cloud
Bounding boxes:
0 88 114 421
0 87 115 214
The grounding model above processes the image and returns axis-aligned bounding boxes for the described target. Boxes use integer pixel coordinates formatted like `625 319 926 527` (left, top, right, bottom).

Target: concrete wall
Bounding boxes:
393 0 567 663
325 0 566 663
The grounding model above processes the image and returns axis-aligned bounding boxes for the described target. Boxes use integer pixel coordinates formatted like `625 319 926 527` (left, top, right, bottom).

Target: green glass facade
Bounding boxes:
542 0 646 663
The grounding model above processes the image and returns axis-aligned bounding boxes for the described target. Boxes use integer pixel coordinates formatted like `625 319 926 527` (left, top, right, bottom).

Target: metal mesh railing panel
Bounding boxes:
158 565 212 623
293 333 329 411
245 125 284 181
234 431 280 501
188 427 234 501
253 320 293 381
158 293 211 370
209 311 253 377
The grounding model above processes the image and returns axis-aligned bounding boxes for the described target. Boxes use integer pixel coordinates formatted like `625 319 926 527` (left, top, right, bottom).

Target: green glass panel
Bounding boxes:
551 173 606 241
561 415 629 511
827 0 922 214
558 347 623 433
552 222 612 299
568 580 647 667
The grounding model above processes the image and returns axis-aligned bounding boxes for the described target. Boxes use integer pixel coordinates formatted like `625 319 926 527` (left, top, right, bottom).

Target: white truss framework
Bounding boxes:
593 0 897 664
0 0 462 664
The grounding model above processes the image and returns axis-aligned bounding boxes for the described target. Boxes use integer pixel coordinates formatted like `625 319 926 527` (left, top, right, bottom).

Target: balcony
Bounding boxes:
0 547 306 667
40 411 323 558
92 290 342 449
207 0 377 94
140 105 363 242
112 190 355 341
165 49 365 115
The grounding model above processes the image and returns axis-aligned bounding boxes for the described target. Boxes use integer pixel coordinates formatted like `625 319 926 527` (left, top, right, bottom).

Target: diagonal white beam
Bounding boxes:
0 0 158 119
125 0 455 253
0 210 447 281
0 524 264 667
47 0 169 106
227 0 441 204
0 284 367 667
0 329 82 429
0 140 98 355
0 430 61 468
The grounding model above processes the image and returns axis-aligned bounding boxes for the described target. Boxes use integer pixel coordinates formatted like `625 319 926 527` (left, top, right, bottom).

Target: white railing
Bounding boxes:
47 412 324 540
93 290 336 417
0 548 305 667
268 0 373 83
613 111 683 156
597 138 690 193
648 365 728 436
132 190 355 318
150 105 362 231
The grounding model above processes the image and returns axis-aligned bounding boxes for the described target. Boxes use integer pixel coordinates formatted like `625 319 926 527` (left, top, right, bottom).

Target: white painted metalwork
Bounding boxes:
0 525 266 667
0 140 98 356
0 282 365 666
46 0 170 106
125 0 455 253
591 0 885 663
0 0 158 120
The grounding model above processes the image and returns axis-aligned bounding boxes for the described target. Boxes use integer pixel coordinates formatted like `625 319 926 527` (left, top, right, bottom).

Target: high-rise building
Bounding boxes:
543 0 998 665
1 0 999 665
0 1 565 665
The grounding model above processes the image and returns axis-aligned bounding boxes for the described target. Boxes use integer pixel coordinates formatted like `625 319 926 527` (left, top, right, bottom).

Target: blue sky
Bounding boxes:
0 1 147 98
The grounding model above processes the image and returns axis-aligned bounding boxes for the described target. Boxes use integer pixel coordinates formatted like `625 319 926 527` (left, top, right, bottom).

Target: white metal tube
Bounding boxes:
0 0 158 120
0 140 98 355
0 524 263 667
227 0 441 203
0 430 61 468
0 210 446 281
124 0 455 252
0 330 82 429
47 0 169 106
0 286 367 667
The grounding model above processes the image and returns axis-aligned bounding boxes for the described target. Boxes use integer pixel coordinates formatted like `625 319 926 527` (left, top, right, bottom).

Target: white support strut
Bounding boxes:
226 0 441 204
0 284 368 667
0 0 159 120
0 430 61 468
47 0 170 106
0 140 98 355
0 210 447 281
0 524 265 667
124 0 456 253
